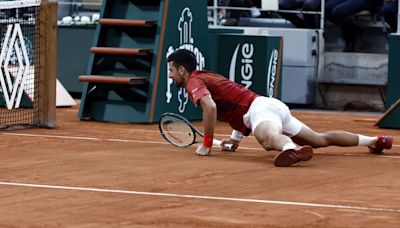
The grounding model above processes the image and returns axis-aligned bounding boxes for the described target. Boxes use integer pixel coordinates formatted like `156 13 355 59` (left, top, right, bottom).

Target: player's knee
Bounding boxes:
261 143 273 151
256 134 274 151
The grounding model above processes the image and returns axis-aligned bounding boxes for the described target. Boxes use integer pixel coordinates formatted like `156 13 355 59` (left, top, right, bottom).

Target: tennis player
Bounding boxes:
167 49 393 167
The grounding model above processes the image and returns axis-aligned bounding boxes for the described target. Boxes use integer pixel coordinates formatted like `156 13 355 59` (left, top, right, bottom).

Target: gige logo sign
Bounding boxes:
229 43 279 98
229 43 254 89
166 7 205 113
267 49 279 97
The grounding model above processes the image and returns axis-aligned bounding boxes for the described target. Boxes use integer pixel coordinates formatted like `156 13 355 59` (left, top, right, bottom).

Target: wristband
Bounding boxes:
231 130 243 141
204 133 213 148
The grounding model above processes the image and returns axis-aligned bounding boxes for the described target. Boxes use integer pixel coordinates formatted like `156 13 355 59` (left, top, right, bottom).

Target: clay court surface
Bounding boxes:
1 103 399 227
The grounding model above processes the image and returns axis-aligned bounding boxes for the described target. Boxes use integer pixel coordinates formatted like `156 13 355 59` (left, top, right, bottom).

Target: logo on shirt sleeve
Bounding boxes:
191 88 198 94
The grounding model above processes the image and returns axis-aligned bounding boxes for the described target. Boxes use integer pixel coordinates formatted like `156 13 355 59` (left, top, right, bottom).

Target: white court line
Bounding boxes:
2 132 400 158
69 128 400 146
1 133 101 141
0 181 399 213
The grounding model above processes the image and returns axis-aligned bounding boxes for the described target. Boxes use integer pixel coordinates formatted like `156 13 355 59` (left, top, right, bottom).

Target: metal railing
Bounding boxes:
208 0 326 30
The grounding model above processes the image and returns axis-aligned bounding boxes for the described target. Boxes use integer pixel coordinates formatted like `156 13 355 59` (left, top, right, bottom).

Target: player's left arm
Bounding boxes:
221 130 242 152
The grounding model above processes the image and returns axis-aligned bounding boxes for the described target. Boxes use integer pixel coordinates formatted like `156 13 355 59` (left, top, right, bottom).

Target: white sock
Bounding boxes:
357 135 377 146
282 142 297 151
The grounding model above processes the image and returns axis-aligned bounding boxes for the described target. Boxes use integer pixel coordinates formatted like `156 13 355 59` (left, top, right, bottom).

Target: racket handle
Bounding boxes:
213 139 233 150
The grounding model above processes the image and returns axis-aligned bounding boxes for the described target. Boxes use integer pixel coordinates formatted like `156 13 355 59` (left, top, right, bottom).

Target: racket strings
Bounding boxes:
160 116 195 147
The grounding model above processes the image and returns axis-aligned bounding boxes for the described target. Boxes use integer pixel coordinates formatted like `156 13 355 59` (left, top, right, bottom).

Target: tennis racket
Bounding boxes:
159 112 230 148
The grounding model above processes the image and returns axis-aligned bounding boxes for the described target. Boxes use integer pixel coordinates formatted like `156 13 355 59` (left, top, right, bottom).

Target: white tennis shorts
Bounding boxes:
243 96 303 137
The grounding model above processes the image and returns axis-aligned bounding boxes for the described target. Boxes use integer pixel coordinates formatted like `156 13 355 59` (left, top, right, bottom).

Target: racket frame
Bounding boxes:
159 112 203 148
159 112 228 148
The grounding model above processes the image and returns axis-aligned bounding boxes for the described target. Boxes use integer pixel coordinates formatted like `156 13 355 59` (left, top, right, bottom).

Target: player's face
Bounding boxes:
168 62 185 88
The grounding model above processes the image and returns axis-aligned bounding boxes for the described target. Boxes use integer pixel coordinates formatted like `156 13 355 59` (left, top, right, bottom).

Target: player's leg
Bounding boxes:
253 121 292 151
253 121 313 167
246 97 296 151
291 123 359 147
289 118 393 153
244 97 313 167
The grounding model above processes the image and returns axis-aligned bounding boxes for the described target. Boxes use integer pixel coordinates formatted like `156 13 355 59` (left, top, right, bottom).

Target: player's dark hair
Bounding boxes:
167 49 197 73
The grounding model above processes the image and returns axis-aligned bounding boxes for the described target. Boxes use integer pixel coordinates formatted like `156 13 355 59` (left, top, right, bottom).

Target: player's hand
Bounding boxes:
221 138 240 152
196 144 211 156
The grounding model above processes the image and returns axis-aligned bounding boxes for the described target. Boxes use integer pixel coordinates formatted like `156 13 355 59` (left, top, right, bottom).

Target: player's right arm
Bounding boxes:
195 94 217 156
186 76 216 156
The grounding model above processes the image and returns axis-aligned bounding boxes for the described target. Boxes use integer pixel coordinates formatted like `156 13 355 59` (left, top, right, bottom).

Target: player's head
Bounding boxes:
167 49 197 88
167 49 197 74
